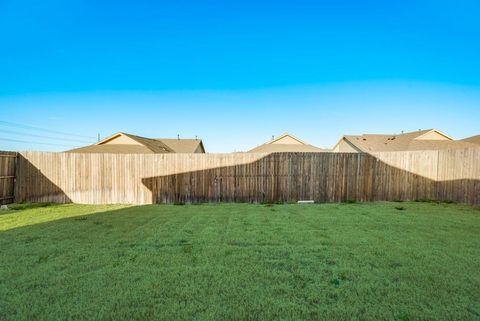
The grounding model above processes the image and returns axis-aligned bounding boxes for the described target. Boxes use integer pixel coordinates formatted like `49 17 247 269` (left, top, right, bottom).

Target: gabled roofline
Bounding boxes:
96 132 175 153
414 129 454 141
197 140 206 153
332 129 455 152
269 133 307 145
331 137 344 151
332 136 366 152
96 132 125 145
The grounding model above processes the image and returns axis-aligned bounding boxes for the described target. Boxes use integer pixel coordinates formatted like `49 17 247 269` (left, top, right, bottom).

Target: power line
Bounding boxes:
0 137 79 148
0 120 96 139
0 129 95 144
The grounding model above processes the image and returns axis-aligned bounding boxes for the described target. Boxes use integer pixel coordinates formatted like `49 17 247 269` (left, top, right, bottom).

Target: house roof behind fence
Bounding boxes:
338 129 477 152
157 138 205 153
248 133 326 153
68 132 205 154
461 135 480 145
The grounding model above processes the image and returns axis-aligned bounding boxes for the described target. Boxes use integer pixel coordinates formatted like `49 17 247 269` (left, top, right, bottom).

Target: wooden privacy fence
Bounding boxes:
14 148 480 205
0 151 17 205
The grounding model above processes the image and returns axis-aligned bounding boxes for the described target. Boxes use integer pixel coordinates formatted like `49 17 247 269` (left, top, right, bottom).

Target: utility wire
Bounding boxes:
0 120 96 139
0 129 95 144
0 137 79 148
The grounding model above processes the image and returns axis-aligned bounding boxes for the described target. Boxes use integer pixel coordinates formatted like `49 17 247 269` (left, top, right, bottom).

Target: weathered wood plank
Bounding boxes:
0 151 17 204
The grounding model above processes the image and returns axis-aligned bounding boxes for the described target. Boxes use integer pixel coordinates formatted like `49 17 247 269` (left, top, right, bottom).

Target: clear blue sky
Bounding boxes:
1 0 479 152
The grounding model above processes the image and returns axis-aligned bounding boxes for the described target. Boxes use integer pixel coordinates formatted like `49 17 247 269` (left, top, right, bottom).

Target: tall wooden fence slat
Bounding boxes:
0 151 17 204
13 148 480 205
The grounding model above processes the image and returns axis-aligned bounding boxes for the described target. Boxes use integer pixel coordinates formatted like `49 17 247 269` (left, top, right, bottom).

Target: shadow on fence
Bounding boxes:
141 153 480 205
12 152 480 205
15 154 72 203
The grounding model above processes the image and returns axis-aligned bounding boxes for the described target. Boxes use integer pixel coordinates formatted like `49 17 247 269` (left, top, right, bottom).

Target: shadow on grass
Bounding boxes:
1 202 479 321
0 204 135 232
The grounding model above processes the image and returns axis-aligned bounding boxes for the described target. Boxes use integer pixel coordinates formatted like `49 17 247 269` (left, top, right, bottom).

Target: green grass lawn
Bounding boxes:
0 202 479 321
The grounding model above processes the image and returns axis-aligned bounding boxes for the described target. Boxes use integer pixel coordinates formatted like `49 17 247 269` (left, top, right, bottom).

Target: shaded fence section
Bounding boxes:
14 149 480 205
0 151 17 205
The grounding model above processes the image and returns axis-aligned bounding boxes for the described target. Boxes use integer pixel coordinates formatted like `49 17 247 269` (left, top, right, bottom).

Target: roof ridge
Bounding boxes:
121 133 175 153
